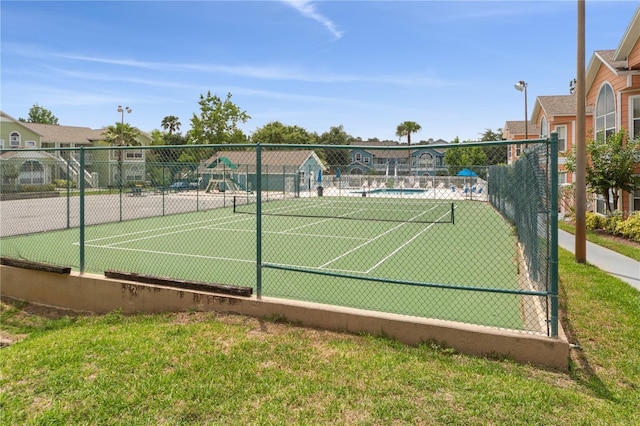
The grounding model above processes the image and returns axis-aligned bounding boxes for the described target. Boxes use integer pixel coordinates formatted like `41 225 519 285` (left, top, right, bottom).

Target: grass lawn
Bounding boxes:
1 248 639 425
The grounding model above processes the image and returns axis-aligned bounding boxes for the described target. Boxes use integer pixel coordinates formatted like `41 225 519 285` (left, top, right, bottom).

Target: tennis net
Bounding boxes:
233 196 454 224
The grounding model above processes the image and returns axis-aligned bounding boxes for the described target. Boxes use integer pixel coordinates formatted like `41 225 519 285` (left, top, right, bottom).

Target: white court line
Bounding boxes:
204 226 369 241
84 213 240 244
318 206 441 269
364 208 452 273
96 215 257 248
83 244 254 264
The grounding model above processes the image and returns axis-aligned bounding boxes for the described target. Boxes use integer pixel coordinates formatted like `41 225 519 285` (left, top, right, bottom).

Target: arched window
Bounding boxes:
10 132 20 147
19 160 45 185
540 116 548 138
595 83 616 139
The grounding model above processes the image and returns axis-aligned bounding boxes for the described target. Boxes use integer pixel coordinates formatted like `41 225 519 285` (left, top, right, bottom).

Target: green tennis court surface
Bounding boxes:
1 198 530 330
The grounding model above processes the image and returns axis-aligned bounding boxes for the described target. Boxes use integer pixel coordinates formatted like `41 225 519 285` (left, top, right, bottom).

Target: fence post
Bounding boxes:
256 143 262 298
79 147 85 273
66 154 70 229
549 133 559 337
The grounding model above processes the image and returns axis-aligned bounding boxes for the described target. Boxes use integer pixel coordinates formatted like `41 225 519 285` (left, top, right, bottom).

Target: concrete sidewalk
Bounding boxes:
558 229 640 291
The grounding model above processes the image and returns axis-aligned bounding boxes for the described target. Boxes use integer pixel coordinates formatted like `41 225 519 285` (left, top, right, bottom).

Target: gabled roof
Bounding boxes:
21 122 102 145
203 150 326 170
503 120 539 137
613 6 640 64
530 94 594 121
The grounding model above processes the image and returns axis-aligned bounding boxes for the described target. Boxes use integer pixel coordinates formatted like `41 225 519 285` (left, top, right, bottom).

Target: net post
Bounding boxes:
451 202 455 225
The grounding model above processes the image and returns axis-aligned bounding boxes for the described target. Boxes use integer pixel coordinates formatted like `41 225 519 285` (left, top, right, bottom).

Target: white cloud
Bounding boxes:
280 0 344 40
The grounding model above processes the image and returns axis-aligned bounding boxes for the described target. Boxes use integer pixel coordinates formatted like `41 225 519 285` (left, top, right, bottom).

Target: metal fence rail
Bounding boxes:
0 137 558 336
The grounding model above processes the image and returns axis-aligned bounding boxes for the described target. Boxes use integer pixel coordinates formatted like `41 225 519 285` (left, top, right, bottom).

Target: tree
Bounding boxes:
317 125 352 168
184 91 250 163
443 139 487 176
479 128 507 165
187 92 250 145
101 123 142 188
251 121 317 145
566 129 640 213
395 121 422 175
161 116 182 135
19 103 59 125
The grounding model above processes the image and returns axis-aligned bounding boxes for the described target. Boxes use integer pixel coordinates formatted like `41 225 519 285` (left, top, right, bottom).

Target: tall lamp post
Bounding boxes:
514 80 528 146
117 106 132 222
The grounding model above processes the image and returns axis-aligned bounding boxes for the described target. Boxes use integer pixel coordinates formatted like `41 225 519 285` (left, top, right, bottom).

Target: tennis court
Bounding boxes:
1 195 537 331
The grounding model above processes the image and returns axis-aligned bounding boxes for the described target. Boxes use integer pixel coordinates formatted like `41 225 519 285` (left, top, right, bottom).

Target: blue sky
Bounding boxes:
1 1 638 142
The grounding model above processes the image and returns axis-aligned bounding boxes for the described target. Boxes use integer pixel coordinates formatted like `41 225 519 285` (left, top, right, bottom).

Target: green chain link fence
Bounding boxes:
1 136 558 336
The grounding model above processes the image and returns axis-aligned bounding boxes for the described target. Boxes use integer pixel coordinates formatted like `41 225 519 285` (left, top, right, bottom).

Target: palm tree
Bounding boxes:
395 121 422 175
101 123 142 188
161 116 181 135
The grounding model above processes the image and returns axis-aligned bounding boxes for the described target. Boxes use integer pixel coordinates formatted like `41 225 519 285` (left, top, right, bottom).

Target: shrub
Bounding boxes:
53 179 76 188
604 211 624 236
616 212 640 243
585 212 604 230
20 184 56 192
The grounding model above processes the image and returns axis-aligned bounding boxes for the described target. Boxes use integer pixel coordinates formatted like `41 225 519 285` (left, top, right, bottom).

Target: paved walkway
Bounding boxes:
558 229 640 291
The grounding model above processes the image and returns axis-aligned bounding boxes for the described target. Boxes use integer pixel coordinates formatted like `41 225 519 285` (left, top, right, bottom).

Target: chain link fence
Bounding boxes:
1 137 558 336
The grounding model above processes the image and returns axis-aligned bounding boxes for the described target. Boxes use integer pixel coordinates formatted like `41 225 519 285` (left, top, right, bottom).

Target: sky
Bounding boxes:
1 1 639 143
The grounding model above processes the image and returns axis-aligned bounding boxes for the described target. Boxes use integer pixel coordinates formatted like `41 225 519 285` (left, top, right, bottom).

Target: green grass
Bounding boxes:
558 220 640 261
1 248 639 425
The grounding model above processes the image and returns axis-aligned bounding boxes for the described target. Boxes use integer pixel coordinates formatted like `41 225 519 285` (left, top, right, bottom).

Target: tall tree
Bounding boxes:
566 128 640 213
443 139 487 177
187 91 250 145
161 116 182 134
317 125 352 167
184 92 250 163
101 123 142 188
396 121 422 175
251 121 316 145
19 103 59 125
479 128 507 165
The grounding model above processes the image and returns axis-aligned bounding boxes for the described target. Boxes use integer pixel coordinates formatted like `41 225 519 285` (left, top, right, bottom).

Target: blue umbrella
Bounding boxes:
457 168 478 177
336 168 341 178
317 169 322 183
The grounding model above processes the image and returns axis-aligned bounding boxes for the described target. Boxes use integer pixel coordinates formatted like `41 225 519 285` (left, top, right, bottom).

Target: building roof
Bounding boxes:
203 150 326 170
349 140 443 159
614 5 640 64
22 123 103 145
503 120 539 137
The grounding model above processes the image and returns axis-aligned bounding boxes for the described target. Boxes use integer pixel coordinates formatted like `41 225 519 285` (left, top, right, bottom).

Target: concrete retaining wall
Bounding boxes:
0 265 569 370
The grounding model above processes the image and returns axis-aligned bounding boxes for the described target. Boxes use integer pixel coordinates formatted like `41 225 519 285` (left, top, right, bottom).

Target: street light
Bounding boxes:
514 81 528 143
116 106 131 222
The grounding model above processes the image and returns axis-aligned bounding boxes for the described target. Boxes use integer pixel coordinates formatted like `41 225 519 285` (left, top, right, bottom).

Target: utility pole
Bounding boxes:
575 0 587 262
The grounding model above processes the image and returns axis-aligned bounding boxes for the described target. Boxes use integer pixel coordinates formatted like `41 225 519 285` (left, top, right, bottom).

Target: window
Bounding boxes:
355 153 361 162
595 83 616 139
516 145 522 157
558 172 567 185
631 97 640 139
25 140 36 148
126 166 143 182
634 187 640 211
10 132 20 147
125 150 143 159
0 139 4 148
364 157 370 164
19 160 45 185
540 117 549 138
555 126 567 152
